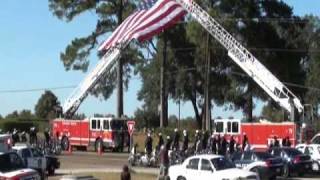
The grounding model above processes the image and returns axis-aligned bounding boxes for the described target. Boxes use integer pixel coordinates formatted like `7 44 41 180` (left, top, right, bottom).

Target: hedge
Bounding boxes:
0 118 50 132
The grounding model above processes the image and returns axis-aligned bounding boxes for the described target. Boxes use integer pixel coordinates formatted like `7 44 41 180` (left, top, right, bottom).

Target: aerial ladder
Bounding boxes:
62 40 130 117
62 0 303 120
175 0 304 117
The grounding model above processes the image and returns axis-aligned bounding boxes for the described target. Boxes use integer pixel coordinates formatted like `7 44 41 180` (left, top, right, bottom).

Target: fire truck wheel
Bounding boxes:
61 136 69 151
95 139 104 152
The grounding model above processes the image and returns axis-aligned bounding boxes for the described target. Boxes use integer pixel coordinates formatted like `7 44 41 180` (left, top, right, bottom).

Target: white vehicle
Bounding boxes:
12 144 47 178
296 144 320 171
168 154 259 180
0 152 40 180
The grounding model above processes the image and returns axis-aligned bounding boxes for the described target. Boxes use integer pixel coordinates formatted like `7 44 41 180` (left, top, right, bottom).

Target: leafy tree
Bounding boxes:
48 0 142 117
261 103 288 122
19 110 36 120
35 91 60 119
304 16 320 108
0 114 2 120
6 111 19 119
134 107 159 129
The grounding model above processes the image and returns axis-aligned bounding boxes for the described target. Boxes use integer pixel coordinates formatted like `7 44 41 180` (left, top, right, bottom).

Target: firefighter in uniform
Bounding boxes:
29 126 37 146
242 133 248 151
165 136 172 150
44 128 50 147
208 133 216 154
221 135 227 156
172 128 180 151
145 132 153 156
229 135 236 155
182 130 189 152
157 132 164 152
194 130 200 149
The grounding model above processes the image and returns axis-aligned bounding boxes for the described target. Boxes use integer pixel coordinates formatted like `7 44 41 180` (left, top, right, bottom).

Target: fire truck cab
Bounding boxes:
52 117 129 152
213 118 297 150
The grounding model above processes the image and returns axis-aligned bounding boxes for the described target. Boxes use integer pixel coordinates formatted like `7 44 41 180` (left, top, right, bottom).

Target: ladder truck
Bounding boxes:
52 42 131 152
174 0 309 145
53 0 307 150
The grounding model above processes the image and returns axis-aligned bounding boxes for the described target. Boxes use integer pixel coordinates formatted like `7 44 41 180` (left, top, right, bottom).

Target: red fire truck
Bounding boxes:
51 117 129 152
213 118 298 150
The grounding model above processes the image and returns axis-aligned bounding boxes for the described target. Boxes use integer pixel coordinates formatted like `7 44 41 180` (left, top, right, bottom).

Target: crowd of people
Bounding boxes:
142 128 293 179
144 129 248 158
5 127 53 148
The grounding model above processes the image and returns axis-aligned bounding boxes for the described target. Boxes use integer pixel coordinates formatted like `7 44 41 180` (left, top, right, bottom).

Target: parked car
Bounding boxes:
268 147 312 177
168 154 259 180
231 151 283 179
296 144 320 172
0 151 40 180
12 143 60 177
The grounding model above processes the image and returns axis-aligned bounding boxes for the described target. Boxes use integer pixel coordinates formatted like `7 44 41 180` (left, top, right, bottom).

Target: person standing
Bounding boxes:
157 133 164 151
194 130 200 148
208 133 217 154
221 135 227 156
165 136 172 150
273 136 280 147
242 133 248 151
229 135 235 155
44 128 51 148
182 130 189 152
158 145 169 180
145 132 153 155
172 128 180 151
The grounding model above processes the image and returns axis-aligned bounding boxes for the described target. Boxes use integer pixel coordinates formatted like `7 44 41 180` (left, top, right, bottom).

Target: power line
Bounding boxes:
1 69 320 95
0 85 76 94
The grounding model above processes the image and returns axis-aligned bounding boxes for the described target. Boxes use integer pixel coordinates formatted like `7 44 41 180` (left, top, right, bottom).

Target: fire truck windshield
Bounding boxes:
110 120 127 131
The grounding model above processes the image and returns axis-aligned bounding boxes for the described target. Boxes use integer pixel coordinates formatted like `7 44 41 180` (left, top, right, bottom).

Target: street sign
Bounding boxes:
127 121 135 136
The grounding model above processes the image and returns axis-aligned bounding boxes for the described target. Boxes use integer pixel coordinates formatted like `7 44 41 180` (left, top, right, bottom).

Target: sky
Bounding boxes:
0 0 319 119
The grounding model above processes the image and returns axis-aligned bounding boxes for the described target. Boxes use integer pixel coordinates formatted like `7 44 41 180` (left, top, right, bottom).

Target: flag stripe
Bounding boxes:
128 3 184 40
98 0 186 51
136 10 186 42
98 13 136 51
98 12 141 51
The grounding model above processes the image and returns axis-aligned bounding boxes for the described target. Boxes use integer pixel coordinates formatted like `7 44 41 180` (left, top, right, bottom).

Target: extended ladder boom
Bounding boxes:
62 41 130 116
176 0 303 114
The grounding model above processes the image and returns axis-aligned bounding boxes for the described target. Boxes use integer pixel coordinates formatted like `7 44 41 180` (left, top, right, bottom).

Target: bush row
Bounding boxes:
0 118 49 132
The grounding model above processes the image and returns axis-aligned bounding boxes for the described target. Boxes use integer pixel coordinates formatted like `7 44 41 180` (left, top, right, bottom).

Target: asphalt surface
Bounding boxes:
50 151 320 180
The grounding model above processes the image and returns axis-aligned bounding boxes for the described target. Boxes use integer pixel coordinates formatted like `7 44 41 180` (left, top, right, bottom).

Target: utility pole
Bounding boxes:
160 32 168 127
116 0 124 118
204 32 211 131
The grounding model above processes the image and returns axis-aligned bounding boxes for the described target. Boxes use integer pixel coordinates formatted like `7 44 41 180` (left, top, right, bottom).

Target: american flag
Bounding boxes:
98 0 186 51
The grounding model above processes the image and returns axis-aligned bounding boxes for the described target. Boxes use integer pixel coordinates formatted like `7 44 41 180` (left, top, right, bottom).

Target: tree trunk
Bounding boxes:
116 0 124 118
189 91 202 128
160 32 168 127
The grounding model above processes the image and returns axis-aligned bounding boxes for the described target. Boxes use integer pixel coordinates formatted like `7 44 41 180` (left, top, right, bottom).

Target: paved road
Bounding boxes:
50 151 320 180
58 151 129 169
